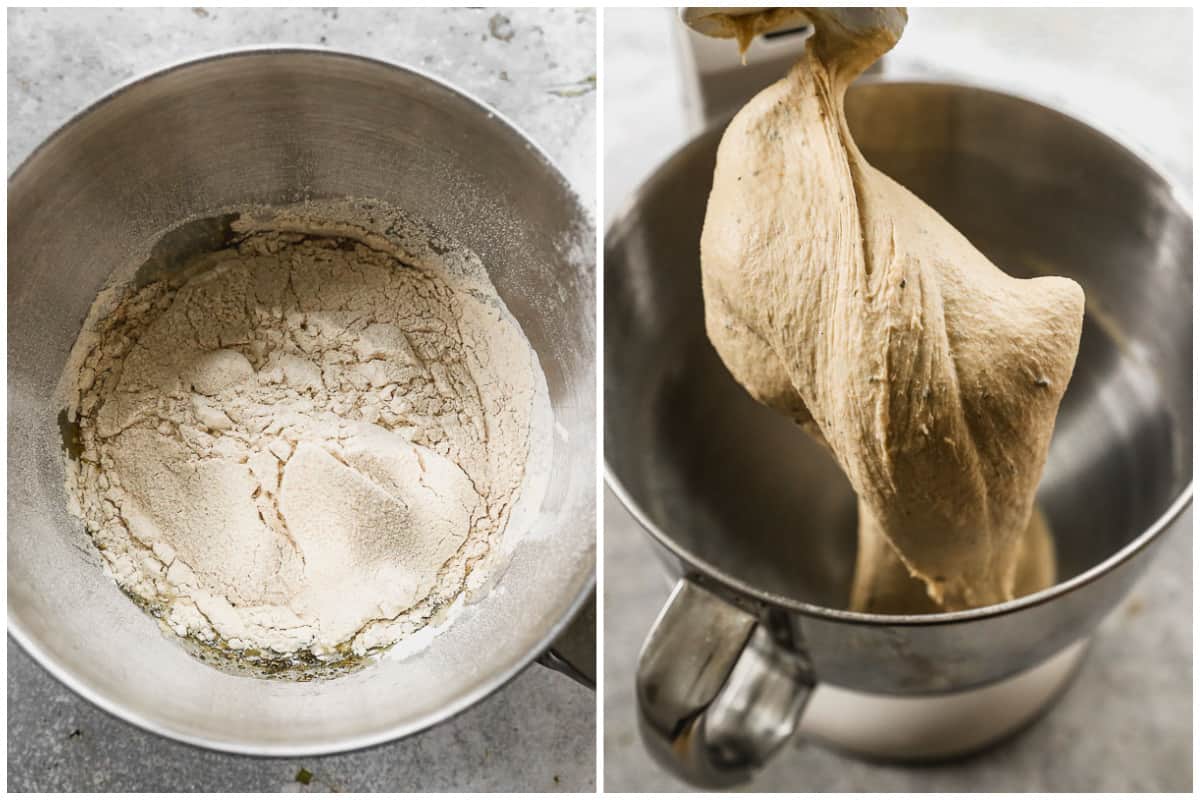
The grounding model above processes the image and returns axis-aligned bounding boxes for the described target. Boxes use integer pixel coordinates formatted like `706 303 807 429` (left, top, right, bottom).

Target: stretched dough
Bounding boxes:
700 9 1083 611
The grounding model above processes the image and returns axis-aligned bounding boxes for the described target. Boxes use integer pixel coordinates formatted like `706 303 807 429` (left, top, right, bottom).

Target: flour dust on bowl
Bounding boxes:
605 80 1191 785
9 49 595 754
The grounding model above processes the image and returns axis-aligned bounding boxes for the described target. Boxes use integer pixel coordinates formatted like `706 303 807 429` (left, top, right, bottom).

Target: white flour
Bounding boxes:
64 204 543 673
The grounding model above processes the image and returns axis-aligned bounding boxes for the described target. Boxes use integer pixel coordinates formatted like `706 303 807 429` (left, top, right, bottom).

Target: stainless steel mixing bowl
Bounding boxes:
605 79 1192 785
9 48 595 754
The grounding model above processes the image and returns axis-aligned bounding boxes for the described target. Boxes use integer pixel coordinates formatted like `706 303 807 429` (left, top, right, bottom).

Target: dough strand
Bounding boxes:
701 8 1083 612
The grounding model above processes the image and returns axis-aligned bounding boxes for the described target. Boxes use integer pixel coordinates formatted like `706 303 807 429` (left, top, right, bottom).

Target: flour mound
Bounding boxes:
66 226 537 667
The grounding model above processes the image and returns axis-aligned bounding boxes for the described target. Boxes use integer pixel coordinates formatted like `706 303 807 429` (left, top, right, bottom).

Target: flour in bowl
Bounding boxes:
63 204 544 676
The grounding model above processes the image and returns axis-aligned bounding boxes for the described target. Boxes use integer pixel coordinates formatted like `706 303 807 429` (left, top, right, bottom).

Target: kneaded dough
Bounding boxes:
850 506 1057 614
700 9 1084 611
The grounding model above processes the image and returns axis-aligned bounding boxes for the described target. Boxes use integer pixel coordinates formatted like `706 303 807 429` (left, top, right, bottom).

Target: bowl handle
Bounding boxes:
636 578 815 787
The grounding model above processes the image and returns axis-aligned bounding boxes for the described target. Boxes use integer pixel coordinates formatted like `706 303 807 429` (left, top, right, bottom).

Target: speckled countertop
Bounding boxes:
604 7 1192 793
7 7 595 793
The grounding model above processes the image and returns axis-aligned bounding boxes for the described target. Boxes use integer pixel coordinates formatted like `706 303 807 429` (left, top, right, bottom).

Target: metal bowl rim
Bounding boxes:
8 44 596 755
9 43 590 216
603 76 1193 628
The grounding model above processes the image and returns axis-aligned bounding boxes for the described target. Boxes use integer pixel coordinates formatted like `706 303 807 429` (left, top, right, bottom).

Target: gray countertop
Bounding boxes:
603 8 1192 793
7 7 595 793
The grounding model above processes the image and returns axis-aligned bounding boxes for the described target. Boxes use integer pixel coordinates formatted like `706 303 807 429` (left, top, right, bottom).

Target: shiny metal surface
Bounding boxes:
680 6 778 36
606 80 1191 783
9 49 595 754
638 580 814 786
704 624 812 767
636 579 756 786
680 6 904 41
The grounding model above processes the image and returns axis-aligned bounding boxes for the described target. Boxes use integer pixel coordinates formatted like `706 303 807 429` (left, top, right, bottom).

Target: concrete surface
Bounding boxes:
604 7 1192 793
7 7 595 793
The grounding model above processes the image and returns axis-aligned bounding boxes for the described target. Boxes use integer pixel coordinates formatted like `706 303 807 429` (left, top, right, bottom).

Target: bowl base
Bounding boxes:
798 639 1088 762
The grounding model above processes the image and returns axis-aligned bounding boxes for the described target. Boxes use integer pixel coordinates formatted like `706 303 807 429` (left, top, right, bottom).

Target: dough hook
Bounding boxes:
679 6 906 50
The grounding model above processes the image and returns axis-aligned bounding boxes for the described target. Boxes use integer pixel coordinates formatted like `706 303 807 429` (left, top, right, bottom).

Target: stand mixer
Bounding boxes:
605 7 1192 787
